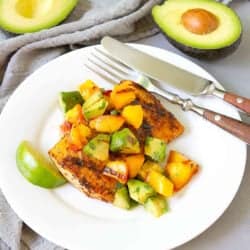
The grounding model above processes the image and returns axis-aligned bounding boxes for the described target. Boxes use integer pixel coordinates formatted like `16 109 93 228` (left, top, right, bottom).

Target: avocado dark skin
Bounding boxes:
160 31 242 60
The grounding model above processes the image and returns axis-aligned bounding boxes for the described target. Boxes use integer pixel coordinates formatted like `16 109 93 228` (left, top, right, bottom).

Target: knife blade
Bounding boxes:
101 36 250 115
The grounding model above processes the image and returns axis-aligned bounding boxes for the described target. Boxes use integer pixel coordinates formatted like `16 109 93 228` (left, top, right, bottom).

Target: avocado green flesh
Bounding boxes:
144 137 166 163
110 128 140 154
83 99 108 120
138 161 164 181
82 90 108 120
82 91 103 110
144 195 168 217
0 0 78 34
59 91 83 113
152 0 242 50
83 134 110 161
113 186 132 210
16 141 66 188
127 179 155 204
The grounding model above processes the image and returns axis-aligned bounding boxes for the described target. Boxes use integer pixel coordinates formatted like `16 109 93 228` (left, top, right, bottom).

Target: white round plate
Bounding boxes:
0 44 246 250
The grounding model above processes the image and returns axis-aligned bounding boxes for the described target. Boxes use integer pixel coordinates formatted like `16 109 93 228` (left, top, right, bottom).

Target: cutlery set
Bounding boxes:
85 36 250 144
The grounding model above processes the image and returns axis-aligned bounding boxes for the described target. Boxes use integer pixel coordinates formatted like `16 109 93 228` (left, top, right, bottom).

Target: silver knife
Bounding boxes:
101 36 250 115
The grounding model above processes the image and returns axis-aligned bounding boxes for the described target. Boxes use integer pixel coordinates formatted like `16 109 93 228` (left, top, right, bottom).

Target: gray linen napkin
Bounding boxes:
0 0 162 249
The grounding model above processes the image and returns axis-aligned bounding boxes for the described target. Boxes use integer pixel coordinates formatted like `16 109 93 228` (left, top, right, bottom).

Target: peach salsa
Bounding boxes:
16 80 199 217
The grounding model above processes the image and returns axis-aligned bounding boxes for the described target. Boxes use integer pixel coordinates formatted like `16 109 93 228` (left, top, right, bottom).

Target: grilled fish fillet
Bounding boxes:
49 81 184 203
125 81 184 144
49 136 117 202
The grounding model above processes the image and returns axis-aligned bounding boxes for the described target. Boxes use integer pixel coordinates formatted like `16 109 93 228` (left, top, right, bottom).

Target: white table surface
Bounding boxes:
139 1 250 250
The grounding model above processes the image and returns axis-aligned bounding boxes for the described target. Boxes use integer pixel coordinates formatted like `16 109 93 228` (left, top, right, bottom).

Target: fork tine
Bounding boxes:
87 56 128 80
84 62 118 85
94 48 133 74
91 51 129 77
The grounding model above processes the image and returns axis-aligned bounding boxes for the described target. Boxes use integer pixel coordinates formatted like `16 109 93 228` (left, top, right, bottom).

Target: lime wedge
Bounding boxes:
16 141 66 188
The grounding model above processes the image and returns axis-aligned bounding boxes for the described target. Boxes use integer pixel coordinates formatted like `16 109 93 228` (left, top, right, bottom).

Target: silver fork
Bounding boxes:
84 48 250 144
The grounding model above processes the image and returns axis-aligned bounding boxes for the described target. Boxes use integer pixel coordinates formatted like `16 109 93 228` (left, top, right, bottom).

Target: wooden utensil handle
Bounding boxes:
224 92 250 115
203 110 250 144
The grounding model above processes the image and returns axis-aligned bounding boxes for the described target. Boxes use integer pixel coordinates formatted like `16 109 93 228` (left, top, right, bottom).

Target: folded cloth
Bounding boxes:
0 0 162 249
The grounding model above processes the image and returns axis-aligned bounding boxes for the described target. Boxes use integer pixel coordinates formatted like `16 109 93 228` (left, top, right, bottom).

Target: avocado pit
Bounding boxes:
181 8 219 35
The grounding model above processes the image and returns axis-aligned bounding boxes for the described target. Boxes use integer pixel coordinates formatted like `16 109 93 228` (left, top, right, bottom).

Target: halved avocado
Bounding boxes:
0 0 78 34
152 0 242 59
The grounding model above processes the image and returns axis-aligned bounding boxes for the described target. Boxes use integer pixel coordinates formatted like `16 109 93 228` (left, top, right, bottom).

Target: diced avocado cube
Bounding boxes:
144 195 168 217
82 90 103 110
127 179 155 204
138 160 164 181
113 186 131 210
130 199 139 209
83 134 110 161
144 136 166 162
59 91 84 113
110 128 140 154
83 99 108 120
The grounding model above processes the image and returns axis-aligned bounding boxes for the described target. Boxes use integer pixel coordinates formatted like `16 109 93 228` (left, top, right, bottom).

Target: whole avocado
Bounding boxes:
152 0 242 59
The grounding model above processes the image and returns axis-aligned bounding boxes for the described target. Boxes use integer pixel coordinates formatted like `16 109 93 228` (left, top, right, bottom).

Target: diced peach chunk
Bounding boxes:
165 151 199 191
137 160 164 181
89 115 125 133
110 91 136 110
146 170 174 197
124 154 145 178
65 104 84 124
78 80 100 100
167 150 189 163
103 161 128 184
114 81 135 92
69 123 91 150
122 105 143 129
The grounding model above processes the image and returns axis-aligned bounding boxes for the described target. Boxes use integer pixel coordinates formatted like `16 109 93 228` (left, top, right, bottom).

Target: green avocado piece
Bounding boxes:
0 0 78 34
16 141 66 188
144 195 168 217
144 137 166 162
83 134 110 161
152 0 242 58
82 90 103 110
113 186 132 210
110 128 140 154
83 98 108 120
137 160 164 181
59 91 83 113
82 90 107 120
127 179 155 204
